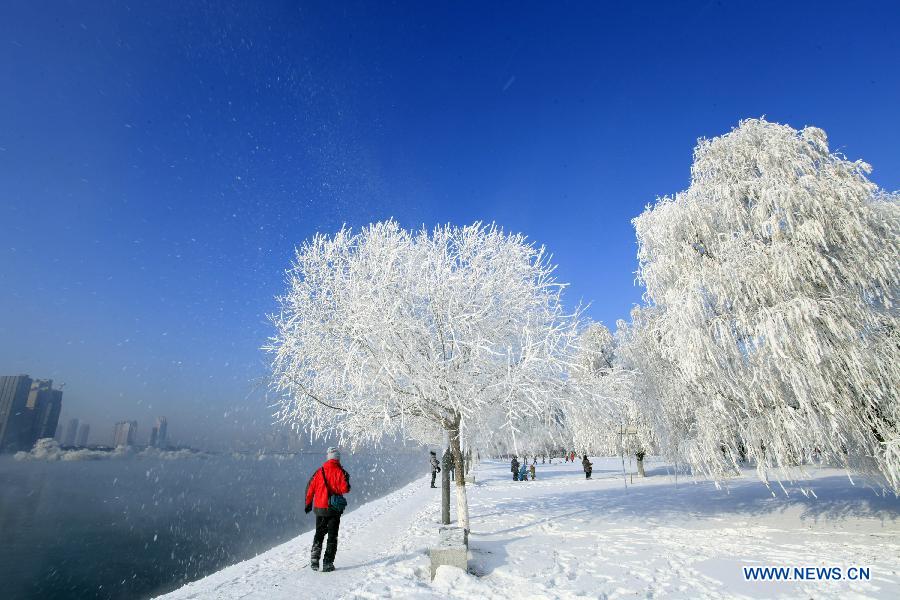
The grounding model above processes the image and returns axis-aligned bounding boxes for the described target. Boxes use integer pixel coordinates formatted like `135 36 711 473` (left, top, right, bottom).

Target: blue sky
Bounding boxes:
1 1 898 448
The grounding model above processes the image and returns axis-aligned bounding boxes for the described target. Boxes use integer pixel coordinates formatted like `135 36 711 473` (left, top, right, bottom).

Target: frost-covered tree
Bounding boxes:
616 308 689 475
566 322 647 464
266 221 579 529
630 118 900 490
488 406 571 459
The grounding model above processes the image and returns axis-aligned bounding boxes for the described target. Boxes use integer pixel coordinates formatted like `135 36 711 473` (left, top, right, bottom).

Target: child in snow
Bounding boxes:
518 463 528 481
582 455 593 480
529 463 536 480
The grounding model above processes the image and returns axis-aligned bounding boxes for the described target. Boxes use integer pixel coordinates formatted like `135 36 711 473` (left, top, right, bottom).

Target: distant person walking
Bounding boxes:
511 456 520 481
304 447 351 572
429 450 441 488
582 455 593 480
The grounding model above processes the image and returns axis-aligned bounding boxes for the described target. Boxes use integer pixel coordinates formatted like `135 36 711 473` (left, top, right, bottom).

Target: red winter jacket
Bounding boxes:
305 459 351 515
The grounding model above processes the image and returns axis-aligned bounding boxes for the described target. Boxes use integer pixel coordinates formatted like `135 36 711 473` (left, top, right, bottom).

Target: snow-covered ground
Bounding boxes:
158 457 900 599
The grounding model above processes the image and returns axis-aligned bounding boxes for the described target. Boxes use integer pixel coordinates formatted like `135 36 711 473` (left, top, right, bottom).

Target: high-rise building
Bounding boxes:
63 418 79 447
113 420 138 447
0 375 34 452
26 379 63 444
150 417 168 448
75 423 90 447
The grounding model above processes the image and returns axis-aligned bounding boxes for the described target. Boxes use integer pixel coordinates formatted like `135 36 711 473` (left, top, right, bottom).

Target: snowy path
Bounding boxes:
159 458 900 599
156 476 440 600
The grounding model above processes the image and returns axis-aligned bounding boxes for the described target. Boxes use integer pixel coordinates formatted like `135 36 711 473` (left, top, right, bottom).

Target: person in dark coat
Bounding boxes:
582 454 593 480
510 456 520 481
429 451 441 488
305 447 351 572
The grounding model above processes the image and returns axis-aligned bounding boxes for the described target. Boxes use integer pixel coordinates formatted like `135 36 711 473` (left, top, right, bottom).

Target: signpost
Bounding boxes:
619 425 638 489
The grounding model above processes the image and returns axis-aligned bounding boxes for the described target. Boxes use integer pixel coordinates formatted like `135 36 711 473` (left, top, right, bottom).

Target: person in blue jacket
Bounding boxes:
518 462 528 481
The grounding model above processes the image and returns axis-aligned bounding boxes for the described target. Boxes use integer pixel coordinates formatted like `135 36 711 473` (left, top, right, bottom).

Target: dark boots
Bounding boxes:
311 539 322 570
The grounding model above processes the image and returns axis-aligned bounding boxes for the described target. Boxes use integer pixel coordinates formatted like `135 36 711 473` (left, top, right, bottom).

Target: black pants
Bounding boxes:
431 471 437 487
311 513 341 564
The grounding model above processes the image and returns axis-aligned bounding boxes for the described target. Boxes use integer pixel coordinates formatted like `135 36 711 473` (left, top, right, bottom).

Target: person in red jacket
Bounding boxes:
305 446 351 572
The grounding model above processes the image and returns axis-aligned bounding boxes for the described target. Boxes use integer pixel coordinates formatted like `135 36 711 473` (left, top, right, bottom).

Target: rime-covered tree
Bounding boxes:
266 221 579 529
616 308 689 475
566 322 654 473
489 407 571 459
630 118 900 490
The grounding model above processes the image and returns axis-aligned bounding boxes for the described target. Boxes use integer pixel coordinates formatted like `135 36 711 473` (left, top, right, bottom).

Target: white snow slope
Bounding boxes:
158 457 900 599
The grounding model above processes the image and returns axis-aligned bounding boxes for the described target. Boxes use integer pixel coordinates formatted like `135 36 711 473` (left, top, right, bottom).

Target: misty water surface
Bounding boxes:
0 451 427 599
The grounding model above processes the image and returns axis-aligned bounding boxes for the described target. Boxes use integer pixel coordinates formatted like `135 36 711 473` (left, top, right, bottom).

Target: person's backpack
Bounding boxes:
321 467 348 513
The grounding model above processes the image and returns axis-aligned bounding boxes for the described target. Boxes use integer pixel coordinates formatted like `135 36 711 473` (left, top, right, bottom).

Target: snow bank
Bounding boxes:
158 457 900 599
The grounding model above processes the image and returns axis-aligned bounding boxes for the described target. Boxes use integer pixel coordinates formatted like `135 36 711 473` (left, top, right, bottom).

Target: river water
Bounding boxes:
0 451 426 599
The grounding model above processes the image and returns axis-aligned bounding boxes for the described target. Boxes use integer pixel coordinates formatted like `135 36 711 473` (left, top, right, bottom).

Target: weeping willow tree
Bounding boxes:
628 118 900 490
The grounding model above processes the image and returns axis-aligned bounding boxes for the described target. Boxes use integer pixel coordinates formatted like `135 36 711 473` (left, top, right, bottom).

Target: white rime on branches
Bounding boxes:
628 118 900 490
266 221 580 529
567 322 647 456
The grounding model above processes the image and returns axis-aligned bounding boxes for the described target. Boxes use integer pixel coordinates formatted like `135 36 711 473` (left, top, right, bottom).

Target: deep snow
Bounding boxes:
158 457 900 599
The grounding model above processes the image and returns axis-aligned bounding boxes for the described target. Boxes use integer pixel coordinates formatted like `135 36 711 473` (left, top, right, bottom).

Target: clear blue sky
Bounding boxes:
1 1 898 448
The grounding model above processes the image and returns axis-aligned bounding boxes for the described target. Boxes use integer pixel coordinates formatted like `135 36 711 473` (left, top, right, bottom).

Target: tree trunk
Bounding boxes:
448 420 470 531
441 447 451 525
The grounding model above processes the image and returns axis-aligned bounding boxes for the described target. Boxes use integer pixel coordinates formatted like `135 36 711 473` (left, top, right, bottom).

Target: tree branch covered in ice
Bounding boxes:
265 221 581 528
565 322 653 457
625 118 900 490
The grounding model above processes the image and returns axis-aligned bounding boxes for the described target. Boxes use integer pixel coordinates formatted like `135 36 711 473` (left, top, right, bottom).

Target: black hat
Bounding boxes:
430 450 436 455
